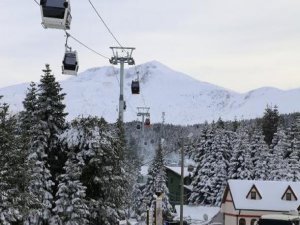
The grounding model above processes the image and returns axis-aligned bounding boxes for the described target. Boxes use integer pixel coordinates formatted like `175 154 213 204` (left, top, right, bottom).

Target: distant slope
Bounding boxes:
1 61 299 125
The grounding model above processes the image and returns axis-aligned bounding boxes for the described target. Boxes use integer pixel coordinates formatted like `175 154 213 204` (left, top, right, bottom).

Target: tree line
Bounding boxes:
0 65 136 225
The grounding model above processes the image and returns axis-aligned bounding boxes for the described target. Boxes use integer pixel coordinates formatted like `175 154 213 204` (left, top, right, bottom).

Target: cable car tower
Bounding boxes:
137 107 150 153
109 47 135 122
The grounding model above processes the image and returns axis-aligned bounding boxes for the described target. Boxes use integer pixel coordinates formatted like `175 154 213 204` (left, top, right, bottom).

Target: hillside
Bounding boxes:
1 61 299 125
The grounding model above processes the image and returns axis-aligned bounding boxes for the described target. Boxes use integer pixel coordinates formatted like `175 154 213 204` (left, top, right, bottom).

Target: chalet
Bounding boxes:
165 166 193 206
221 180 300 225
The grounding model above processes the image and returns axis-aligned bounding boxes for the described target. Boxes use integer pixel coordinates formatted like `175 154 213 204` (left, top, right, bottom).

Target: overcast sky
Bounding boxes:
0 0 300 93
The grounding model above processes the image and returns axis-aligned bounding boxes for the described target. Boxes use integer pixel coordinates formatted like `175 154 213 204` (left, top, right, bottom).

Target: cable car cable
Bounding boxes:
33 0 39 5
66 32 110 59
88 0 125 50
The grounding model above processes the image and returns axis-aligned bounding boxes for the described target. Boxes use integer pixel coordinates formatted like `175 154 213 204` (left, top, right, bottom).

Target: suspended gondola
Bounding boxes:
62 50 78 75
40 0 72 30
62 33 79 75
131 69 140 94
131 80 140 94
145 118 151 127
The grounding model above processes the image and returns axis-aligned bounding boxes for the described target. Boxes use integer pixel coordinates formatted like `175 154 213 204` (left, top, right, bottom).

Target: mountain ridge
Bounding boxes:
0 61 299 125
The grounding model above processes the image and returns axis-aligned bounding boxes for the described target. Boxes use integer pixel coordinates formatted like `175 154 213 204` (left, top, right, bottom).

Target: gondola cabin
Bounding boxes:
40 0 72 30
62 51 78 75
137 124 141 130
131 80 140 94
145 118 151 127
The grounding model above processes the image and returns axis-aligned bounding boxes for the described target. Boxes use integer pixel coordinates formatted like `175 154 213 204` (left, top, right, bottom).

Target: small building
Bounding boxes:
165 166 193 206
221 180 300 225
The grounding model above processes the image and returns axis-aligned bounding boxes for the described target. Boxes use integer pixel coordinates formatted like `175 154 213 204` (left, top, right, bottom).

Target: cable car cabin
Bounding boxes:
145 118 151 127
136 124 141 130
62 51 78 75
40 0 72 30
131 80 140 94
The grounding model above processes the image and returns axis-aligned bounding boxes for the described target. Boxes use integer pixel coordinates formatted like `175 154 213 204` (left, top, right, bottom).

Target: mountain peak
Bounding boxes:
0 61 299 125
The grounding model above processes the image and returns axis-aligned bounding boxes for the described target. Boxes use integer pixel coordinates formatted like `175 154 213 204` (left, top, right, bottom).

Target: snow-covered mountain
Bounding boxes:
1 61 300 125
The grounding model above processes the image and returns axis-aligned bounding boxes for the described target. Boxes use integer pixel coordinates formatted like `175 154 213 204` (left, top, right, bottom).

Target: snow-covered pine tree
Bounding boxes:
262 105 280 146
66 117 126 225
189 125 234 205
24 111 54 225
251 129 270 180
20 82 38 140
52 150 89 225
131 181 145 220
0 99 23 224
36 64 68 200
268 128 290 180
24 64 68 224
17 82 41 223
61 117 104 225
189 124 215 205
114 120 137 220
141 141 172 221
228 127 253 180
208 129 232 206
286 118 300 181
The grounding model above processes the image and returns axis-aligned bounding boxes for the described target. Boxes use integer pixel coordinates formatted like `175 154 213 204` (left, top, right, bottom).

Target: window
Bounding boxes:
286 193 292 201
239 218 246 225
251 219 257 225
251 191 256 199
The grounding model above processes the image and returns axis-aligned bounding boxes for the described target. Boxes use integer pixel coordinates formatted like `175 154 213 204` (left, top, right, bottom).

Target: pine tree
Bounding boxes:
24 64 68 224
24 115 54 225
67 117 126 225
189 124 215 205
189 125 232 206
0 99 23 224
251 129 270 180
262 105 280 146
52 151 89 225
228 127 253 180
140 141 172 221
268 128 289 180
36 64 68 202
20 82 38 139
286 118 300 181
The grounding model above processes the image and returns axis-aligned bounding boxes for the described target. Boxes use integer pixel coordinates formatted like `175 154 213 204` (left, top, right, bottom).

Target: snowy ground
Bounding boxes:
174 205 220 225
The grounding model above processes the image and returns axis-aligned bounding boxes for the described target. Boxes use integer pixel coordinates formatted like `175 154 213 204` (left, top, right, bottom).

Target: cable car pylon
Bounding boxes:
109 47 135 123
137 107 150 154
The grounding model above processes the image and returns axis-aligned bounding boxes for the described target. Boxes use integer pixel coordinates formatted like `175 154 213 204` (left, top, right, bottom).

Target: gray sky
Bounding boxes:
0 0 300 93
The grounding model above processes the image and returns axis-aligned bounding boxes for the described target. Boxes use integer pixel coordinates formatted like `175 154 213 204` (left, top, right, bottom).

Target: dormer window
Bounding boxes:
282 186 297 201
246 184 262 200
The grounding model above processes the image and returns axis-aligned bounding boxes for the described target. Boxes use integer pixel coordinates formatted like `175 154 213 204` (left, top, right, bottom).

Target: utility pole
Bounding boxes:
137 107 150 153
109 47 135 122
180 139 184 225
180 133 193 225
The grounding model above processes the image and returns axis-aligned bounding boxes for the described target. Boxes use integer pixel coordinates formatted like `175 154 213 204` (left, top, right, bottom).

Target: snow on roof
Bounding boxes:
165 166 192 178
227 180 300 211
174 205 220 225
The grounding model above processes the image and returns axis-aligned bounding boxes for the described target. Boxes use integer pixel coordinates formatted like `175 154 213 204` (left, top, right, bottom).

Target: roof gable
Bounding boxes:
246 184 262 200
281 185 298 201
